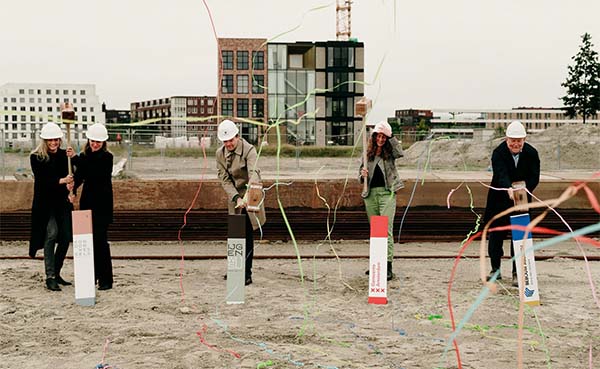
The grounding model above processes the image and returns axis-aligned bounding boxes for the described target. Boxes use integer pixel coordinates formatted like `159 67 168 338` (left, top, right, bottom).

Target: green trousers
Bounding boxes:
363 187 396 262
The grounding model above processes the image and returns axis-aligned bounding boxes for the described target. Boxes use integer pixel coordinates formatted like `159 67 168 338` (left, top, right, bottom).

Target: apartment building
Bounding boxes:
130 96 217 139
0 83 104 147
218 38 364 146
217 38 268 145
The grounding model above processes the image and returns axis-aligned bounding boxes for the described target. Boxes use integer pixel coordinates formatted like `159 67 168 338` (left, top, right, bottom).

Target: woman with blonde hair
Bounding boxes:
29 122 75 291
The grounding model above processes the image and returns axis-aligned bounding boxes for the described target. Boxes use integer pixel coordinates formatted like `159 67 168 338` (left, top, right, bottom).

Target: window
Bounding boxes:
63 90 68 95
328 72 354 92
46 89 51 94
328 47 354 67
222 50 233 70
252 51 264 70
47 107 53 112
21 124 26 130
82 107 87 112
28 89 34 94
82 115 87 122
81 98 86 104
222 75 234 94
237 99 249 117
80 90 86 95
252 99 264 118
252 75 265 93
221 98 233 116
237 75 249 94
237 51 249 70
19 89 24 94
72 90 77 95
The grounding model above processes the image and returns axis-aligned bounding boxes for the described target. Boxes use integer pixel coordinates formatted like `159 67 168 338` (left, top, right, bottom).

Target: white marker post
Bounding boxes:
72 210 95 306
510 213 540 306
226 215 246 304
368 215 388 304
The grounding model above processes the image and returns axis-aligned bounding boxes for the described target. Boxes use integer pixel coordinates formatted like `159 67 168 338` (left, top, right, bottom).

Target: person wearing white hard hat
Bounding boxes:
29 122 76 291
359 121 404 281
483 120 540 286
215 119 266 286
71 123 115 290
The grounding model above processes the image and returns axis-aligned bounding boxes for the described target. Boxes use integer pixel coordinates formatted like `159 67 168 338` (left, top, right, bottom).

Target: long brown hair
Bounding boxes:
81 140 109 155
366 132 393 161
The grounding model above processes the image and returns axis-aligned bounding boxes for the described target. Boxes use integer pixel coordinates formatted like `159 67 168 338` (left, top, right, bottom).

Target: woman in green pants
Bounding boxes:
359 121 404 280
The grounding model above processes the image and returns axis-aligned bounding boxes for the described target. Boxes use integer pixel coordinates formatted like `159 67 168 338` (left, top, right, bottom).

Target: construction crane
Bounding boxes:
336 0 352 41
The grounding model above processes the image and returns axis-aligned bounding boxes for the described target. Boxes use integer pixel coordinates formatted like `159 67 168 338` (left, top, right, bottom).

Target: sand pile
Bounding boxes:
403 124 600 171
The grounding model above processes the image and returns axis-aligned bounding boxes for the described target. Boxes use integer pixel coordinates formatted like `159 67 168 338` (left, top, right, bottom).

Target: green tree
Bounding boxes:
561 33 600 124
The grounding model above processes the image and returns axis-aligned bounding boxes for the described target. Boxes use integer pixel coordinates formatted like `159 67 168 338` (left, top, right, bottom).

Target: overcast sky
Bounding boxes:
1 0 598 121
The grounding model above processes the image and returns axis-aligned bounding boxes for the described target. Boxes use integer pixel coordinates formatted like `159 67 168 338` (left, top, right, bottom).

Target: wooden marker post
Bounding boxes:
510 181 540 306
355 97 372 198
246 183 263 213
72 210 95 306
368 215 388 304
226 214 246 304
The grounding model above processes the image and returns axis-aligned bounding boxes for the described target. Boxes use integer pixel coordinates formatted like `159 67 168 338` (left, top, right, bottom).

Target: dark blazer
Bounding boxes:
29 149 73 257
483 141 540 227
74 150 114 225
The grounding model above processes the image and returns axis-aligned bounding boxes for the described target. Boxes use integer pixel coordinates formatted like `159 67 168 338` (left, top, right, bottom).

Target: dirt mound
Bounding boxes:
403 124 600 171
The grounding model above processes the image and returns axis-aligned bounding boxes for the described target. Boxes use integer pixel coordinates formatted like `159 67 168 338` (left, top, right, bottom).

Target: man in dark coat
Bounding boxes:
483 121 540 285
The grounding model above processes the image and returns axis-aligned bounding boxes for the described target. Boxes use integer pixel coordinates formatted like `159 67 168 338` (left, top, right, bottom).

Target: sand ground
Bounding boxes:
1 240 599 369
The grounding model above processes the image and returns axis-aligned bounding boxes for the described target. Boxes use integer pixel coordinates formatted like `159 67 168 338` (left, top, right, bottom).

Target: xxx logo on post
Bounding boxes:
524 287 535 297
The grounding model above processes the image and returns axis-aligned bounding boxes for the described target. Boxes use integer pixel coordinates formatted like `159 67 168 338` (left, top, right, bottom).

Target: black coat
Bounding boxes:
483 141 540 227
74 149 114 225
29 149 74 257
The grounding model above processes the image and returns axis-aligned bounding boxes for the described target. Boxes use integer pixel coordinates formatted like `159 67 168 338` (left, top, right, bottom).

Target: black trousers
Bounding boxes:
93 220 113 287
43 211 71 279
243 209 254 279
488 229 516 274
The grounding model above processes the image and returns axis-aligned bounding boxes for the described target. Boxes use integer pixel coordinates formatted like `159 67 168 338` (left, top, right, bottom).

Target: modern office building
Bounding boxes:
218 38 364 146
130 96 217 139
0 83 104 147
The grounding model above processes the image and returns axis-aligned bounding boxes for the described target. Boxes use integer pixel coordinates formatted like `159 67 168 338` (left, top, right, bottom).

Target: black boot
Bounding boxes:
56 275 72 286
46 278 61 291
387 261 394 281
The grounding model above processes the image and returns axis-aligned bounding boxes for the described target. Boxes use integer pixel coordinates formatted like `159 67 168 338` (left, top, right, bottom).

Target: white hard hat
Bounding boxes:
217 119 239 141
506 120 526 138
85 123 109 142
373 121 393 138
40 122 63 139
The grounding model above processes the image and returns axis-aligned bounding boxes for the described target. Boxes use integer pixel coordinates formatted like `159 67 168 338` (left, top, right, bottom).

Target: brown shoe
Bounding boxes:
512 273 519 287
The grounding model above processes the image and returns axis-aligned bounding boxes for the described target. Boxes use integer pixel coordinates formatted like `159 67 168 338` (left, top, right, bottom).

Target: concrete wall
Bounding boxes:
2 179 596 212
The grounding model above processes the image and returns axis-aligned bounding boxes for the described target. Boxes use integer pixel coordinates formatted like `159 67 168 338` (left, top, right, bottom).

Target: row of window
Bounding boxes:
3 106 94 113
3 97 89 104
221 75 265 94
221 51 264 71
187 99 214 106
2 114 95 123
3 123 92 131
17 88 87 95
221 98 264 118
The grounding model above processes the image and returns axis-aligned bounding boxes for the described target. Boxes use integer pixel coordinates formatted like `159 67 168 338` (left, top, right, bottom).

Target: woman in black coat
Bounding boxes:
29 122 75 291
72 123 114 290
